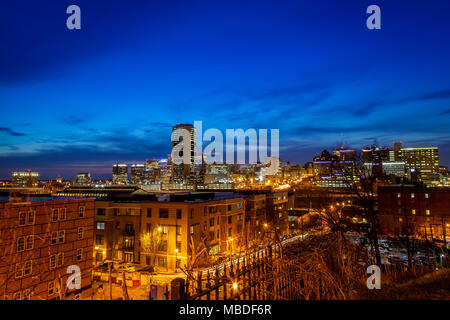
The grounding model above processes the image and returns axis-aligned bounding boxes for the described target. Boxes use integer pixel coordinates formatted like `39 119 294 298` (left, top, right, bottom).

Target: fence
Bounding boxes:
175 244 303 300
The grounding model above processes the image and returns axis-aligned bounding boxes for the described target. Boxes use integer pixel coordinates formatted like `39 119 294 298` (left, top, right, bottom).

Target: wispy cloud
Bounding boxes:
0 127 25 136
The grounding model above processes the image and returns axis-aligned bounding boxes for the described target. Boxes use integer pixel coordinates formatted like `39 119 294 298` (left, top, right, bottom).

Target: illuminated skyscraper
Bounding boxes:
12 170 39 187
112 164 129 184
399 147 440 185
130 163 145 184
171 124 196 183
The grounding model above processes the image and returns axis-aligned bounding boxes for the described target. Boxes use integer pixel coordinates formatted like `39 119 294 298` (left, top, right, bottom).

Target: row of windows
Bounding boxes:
144 204 242 219
15 260 32 278
51 206 85 222
18 211 35 226
401 209 431 215
397 193 429 199
13 289 31 300
17 235 33 252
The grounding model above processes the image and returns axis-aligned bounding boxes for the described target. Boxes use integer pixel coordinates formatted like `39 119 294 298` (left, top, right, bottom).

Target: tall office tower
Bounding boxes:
75 173 92 186
112 164 129 184
12 170 39 187
393 141 402 161
130 163 146 184
171 124 196 183
399 147 440 185
145 158 160 170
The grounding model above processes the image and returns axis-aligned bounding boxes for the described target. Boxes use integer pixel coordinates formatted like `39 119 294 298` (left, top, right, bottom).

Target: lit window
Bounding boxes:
411 193 415 198
13 292 22 300
412 210 416 215
97 222 105 230
426 209 430 215
425 193 429 199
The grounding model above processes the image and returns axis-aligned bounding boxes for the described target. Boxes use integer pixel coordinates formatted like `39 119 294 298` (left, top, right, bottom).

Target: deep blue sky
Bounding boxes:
1 0 450 179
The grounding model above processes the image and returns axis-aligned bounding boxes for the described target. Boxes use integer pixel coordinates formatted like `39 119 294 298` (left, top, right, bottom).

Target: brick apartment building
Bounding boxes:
93 191 290 273
378 186 450 241
0 198 95 300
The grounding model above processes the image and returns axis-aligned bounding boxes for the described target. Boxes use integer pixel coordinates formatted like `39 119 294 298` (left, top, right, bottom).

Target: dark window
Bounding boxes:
97 208 106 216
209 218 214 227
125 224 134 234
159 208 169 218
96 235 104 245
190 208 194 218
146 208 152 218
228 216 232 224
228 205 232 211
176 209 182 219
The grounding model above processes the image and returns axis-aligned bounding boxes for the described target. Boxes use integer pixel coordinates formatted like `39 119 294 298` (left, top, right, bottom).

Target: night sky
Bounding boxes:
1 0 450 179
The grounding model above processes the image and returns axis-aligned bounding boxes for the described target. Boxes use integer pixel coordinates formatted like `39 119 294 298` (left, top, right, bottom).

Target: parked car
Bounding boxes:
115 264 136 273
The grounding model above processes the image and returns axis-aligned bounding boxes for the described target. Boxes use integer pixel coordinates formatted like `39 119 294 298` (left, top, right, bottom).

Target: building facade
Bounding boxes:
378 186 450 242
0 198 95 300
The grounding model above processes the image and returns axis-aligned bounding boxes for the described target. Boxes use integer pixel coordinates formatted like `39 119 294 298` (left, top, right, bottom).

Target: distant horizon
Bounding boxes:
2 139 447 181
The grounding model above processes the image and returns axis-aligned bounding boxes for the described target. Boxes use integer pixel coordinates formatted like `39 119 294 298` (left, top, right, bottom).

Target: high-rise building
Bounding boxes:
112 164 129 184
399 147 440 185
75 173 92 186
12 170 39 187
171 124 196 184
145 158 160 170
130 163 145 184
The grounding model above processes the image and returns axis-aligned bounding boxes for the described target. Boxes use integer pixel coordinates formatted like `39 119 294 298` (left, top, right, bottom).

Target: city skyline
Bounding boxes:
1 0 450 179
